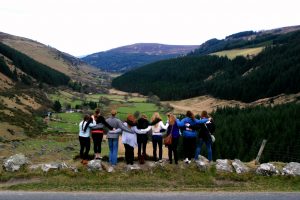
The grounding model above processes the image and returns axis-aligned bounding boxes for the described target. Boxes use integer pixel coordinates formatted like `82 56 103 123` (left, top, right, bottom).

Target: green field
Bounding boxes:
210 47 264 59
46 112 83 133
47 91 167 133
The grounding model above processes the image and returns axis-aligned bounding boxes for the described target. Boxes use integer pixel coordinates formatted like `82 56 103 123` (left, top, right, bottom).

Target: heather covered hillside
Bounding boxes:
82 43 198 72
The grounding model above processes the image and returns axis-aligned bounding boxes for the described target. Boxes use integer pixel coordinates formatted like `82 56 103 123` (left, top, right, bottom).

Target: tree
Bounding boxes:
53 100 62 112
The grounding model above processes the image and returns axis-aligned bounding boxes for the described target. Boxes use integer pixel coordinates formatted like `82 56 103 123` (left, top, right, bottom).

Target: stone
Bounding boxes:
282 162 300 176
87 160 102 171
3 154 28 172
216 159 233 172
256 163 279 176
232 159 249 174
195 156 210 171
126 164 141 171
29 162 76 173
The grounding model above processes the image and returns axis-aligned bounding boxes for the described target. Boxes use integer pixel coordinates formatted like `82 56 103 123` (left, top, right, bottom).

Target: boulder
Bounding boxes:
216 159 233 172
256 163 279 176
3 154 28 172
232 159 249 174
195 156 210 171
282 162 300 176
87 160 102 171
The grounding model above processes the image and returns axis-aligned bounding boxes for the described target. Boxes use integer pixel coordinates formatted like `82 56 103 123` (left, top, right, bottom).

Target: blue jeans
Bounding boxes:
108 138 119 165
194 138 212 161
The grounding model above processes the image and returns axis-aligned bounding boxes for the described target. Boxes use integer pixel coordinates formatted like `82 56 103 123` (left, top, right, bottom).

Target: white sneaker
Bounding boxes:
187 160 191 164
159 159 163 163
184 158 188 163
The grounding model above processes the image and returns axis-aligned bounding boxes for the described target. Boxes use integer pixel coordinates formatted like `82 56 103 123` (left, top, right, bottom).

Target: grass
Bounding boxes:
117 102 167 121
211 47 264 59
1 164 300 192
46 113 83 133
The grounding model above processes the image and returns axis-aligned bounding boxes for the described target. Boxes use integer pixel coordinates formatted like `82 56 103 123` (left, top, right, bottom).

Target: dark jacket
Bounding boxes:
84 116 113 133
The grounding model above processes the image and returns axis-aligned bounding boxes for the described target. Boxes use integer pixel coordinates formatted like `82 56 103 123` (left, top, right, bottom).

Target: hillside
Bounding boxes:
81 43 198 72
0 32 108 92
0 32 108 142
112 29 300 102
189 25 300 56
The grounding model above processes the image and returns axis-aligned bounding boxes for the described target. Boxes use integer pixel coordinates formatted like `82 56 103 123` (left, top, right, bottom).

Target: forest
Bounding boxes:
112 31 300 102
209 103 300 163
0 42 70 86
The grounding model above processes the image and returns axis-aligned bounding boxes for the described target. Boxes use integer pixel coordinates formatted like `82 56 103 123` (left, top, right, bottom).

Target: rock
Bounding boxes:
87 160 102 171
195 156 210 171
256 163 279 176
3 154 28 172
41 162 68 172
216 159 233 172
126 164 141 171
232 159 249 174
195 160 209 171
29 162 77 172
107 166 114 173
282 162 300 176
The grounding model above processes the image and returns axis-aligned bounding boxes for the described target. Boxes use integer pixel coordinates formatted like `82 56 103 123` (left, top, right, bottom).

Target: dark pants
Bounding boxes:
79 136 90 160
137 134 148 159
124 144 134 165
152 135 163 161
168 137 179 164
92 134 103 154
183 137 196 160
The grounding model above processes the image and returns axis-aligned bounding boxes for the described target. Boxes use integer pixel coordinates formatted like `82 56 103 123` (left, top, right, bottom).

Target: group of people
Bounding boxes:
78 109 215 167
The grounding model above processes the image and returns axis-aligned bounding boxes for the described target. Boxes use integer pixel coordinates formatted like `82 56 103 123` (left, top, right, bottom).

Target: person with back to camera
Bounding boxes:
122 114 152 165
106 109 134 167
84 108 113 160
136 114 150 164
176 110 209 164
165 113 181 164
78 114 96 165
190 110 215 162
151 112 169 163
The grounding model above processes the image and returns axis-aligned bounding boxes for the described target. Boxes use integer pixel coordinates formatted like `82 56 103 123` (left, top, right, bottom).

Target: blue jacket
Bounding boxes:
176 117 208 138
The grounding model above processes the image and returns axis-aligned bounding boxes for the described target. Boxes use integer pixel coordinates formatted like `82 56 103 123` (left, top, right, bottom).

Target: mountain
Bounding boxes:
81 43 199 72
0 32 107 139
189 25 300 56
112 27 300 102
0 32 107 92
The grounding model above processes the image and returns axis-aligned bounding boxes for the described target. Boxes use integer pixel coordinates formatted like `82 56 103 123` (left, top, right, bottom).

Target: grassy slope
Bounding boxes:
210 47 263 59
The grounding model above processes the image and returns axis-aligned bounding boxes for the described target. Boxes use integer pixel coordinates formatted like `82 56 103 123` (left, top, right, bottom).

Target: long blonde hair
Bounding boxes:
151 112 161 128
168 114 176 126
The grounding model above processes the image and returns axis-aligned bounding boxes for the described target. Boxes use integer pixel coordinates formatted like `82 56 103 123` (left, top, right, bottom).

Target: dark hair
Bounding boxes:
82 114 90 130
186 110 195 120
95 108 100 115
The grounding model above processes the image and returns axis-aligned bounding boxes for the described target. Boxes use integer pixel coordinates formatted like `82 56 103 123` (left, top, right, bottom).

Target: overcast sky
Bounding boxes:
1 0 299 56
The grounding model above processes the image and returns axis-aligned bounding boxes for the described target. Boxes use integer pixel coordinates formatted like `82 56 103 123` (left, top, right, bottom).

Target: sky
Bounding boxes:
1 0 300 56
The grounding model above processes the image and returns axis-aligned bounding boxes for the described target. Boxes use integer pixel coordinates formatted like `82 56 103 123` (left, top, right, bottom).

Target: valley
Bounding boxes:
0 25 300 191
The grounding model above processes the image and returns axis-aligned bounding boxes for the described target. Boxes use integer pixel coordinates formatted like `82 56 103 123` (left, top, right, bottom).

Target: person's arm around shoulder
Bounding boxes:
176 118 185 127
133 126 151 134
195 118 209 124
98 116 113 130
116 119 134 133
108 128 122 134
159 121 169 130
